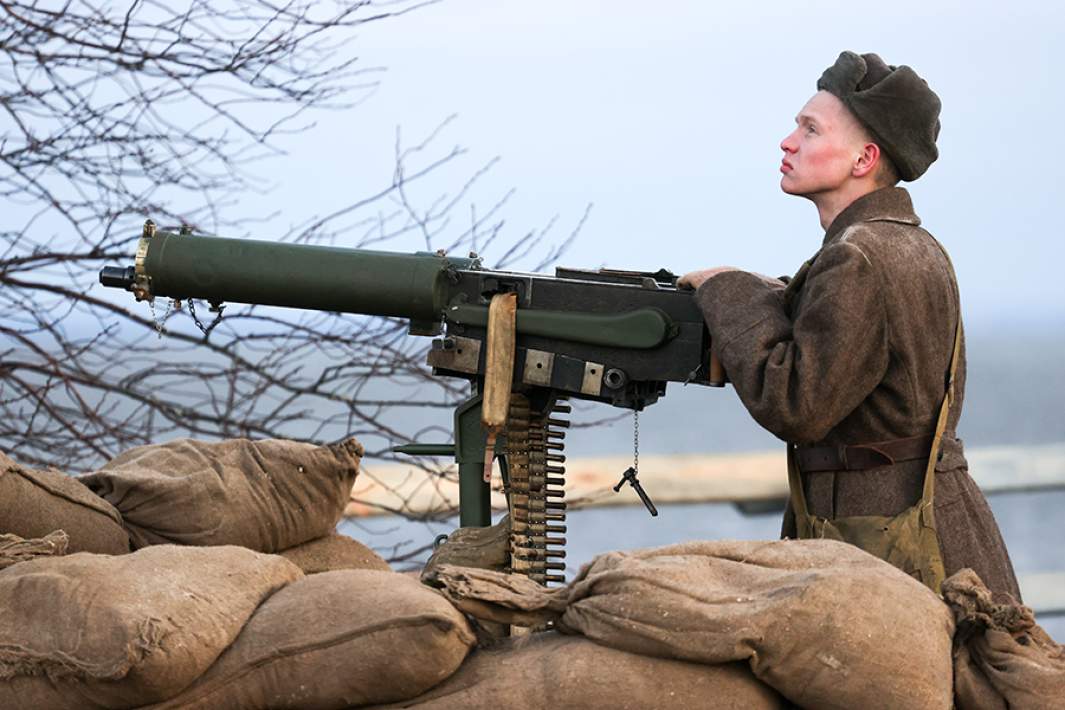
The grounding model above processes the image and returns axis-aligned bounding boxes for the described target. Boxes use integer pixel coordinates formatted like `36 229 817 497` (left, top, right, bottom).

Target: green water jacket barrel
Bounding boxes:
140 229 474 321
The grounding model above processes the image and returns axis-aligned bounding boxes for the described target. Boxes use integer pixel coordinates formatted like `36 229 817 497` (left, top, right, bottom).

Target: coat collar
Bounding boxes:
823 186 921 246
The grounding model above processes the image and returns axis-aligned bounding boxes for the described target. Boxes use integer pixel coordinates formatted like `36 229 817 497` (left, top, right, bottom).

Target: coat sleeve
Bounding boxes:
695 240 889 444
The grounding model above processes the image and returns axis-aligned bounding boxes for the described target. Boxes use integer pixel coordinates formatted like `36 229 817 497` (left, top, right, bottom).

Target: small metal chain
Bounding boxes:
633 409 639 475
148 298 172 338
187 298 224 338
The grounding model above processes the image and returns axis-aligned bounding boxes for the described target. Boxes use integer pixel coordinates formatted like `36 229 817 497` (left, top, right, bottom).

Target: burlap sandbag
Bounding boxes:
0 450 130 554
374 631 786 709
420 515 510 584
427 539 955 710
0 530 68 569
82 437 362 552
0 545 302 709
149 569 475 709
280 532 390 574
944 568 1065 709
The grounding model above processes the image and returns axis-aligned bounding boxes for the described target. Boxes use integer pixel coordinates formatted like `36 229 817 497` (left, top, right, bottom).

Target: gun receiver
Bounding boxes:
101 220 723 585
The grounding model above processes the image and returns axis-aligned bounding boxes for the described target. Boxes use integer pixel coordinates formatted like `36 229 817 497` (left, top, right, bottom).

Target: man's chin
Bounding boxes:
780 176 820 198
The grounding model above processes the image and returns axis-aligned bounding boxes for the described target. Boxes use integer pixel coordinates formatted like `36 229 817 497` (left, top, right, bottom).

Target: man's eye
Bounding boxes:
806 125 817 134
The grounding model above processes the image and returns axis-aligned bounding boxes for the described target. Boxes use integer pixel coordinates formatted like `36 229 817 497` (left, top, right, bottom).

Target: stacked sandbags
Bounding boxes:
0 437 492 709
0 545 302 709
279 532 390 574
150 569 475 709
944 568 1065 709
376 632 787 709
0 450 130 554
81 437 362 552
427 539 956 710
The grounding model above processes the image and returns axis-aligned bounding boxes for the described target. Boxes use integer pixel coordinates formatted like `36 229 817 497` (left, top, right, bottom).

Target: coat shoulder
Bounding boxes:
836 220 952 278
837 218 931 247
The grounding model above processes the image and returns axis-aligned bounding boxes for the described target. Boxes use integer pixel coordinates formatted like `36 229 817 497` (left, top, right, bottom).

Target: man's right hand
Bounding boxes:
679 268 785 291
678 267 739 291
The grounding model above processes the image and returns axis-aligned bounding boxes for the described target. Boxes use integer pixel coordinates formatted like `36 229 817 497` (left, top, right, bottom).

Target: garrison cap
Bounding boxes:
817 51 941 181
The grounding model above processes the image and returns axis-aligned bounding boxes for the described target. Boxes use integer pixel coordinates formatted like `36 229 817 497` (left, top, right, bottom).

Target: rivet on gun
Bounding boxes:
604 368 628 389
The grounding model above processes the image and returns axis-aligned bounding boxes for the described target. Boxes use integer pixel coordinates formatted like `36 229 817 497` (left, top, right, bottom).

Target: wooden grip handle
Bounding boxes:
482 293 517 482
482 292 518 429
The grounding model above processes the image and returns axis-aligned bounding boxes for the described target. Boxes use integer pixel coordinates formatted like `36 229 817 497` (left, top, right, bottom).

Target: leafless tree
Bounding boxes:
0 0 591 547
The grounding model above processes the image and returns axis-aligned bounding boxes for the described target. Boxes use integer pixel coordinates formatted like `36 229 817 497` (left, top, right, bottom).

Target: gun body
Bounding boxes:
433 267 712 408
102 221 720 584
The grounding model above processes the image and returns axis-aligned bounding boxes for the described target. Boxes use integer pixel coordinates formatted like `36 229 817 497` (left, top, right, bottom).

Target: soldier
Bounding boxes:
681 51 1020 601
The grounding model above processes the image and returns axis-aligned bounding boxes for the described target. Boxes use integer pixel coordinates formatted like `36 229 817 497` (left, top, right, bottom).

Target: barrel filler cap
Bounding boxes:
130 219 156 302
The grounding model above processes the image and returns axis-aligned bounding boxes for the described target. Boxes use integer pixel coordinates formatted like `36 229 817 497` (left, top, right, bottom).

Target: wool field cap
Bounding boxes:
817 51 941 181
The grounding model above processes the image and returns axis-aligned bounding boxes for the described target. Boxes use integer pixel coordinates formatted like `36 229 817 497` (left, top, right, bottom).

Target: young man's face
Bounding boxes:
779 91 867 196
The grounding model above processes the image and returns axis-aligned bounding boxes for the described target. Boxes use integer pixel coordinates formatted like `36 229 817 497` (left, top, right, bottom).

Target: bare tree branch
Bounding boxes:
0 1 589 533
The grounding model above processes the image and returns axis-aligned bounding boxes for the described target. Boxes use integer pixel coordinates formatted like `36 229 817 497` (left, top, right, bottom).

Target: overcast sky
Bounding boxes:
237 0 1063 333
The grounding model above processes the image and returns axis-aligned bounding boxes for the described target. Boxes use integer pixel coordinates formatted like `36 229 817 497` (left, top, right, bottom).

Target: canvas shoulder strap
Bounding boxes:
918 232 965 504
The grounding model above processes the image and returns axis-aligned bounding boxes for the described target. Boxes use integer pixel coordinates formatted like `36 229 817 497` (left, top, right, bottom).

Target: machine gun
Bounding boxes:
100 220 725 584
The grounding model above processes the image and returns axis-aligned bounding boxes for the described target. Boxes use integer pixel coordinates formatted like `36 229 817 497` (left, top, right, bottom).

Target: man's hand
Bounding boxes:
679 268 787 291
678 266 739 290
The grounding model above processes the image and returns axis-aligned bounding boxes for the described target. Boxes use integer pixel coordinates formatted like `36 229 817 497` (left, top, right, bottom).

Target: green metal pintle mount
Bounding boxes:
391 393 508 527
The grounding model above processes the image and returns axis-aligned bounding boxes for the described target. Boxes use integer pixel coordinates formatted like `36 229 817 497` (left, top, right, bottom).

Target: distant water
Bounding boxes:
338 488 1065 642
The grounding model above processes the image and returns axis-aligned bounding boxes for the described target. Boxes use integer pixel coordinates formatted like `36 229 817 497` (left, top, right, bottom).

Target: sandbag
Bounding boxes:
944 568 1065 710
149 569 475 709
376 631 786 709
0 545 302 709
0 450 130 554
82 437 362 552
420 515 510 584
280 532 390 574
0 530 68 569
427 539 955 710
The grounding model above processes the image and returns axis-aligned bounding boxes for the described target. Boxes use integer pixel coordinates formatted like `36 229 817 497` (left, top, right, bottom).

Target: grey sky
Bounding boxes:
239 0 1063 331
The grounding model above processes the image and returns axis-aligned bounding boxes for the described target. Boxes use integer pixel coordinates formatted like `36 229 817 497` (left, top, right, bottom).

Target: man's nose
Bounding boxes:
780 129 798 153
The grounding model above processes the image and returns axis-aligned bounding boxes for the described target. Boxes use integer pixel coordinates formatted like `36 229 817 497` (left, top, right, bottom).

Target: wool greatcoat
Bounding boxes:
695 186 1021 601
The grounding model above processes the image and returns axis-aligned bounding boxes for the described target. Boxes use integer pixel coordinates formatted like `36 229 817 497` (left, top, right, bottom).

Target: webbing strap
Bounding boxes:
920 315 963 506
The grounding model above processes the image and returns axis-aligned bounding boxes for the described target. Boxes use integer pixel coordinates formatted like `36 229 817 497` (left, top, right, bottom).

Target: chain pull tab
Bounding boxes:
613 466 658 517
612 410 658 517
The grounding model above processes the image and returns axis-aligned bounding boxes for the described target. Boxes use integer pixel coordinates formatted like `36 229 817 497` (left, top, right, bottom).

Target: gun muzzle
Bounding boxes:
99 265 137 291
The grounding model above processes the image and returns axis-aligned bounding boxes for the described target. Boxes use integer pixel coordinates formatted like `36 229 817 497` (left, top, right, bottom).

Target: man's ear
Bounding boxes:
853 142 881 179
